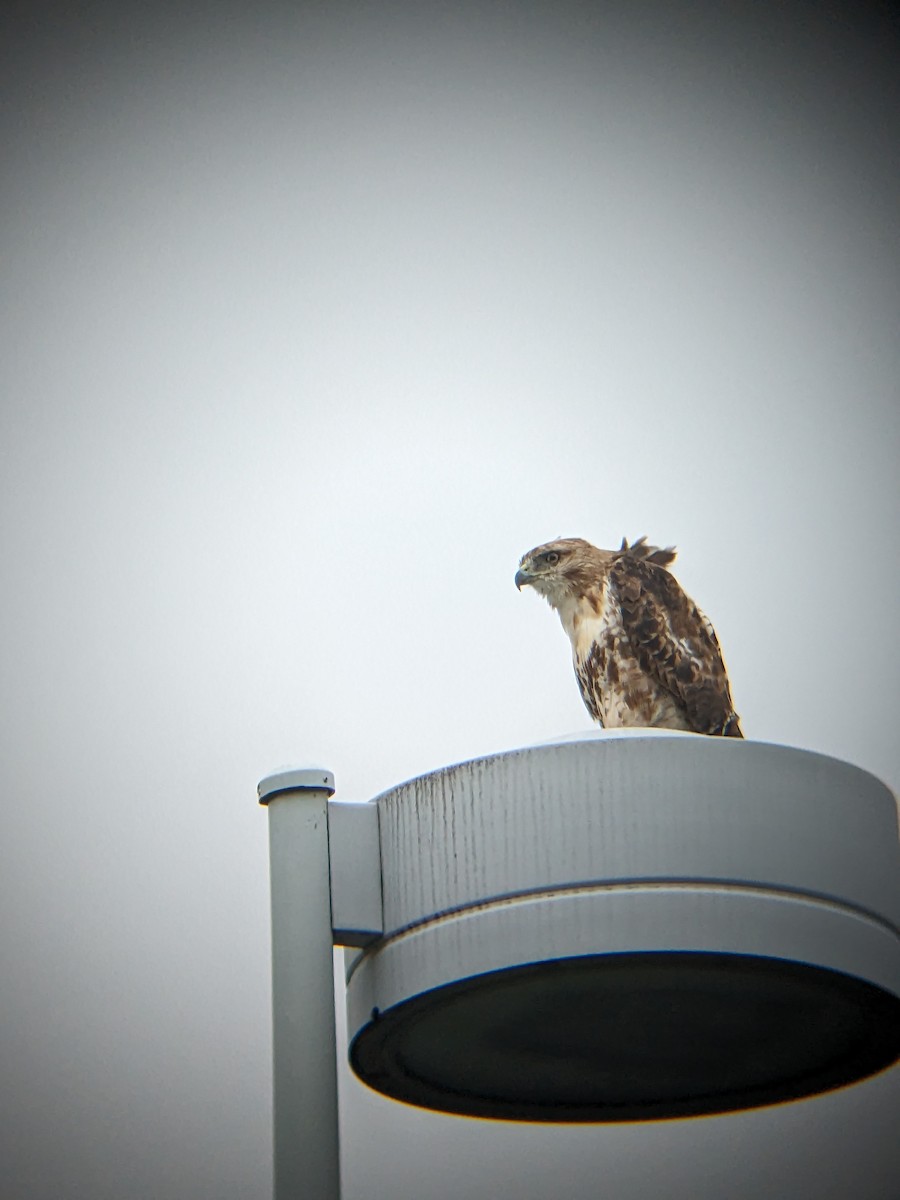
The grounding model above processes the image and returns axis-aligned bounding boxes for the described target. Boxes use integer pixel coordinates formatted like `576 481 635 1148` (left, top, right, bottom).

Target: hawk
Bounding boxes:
515 536 743 736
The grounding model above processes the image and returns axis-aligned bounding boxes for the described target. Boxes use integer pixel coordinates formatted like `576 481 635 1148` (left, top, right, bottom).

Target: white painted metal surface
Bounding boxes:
369 734 898 936
259 769 340 1200
328 802 382 946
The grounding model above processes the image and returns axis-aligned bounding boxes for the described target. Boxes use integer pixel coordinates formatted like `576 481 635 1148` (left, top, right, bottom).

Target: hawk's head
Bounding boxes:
515 538 608 608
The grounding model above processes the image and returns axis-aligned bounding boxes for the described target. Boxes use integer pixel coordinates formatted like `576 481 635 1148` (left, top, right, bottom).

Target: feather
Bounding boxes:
619 535 678 569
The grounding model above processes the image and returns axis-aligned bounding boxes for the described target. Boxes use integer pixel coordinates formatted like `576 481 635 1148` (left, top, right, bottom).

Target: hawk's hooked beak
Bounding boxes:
515 568 533 591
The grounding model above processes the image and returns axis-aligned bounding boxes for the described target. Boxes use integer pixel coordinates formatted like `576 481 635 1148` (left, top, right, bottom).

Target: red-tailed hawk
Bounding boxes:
515 536 743 736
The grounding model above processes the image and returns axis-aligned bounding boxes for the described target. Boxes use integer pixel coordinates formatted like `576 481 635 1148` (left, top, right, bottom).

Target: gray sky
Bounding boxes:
1 2 898 1197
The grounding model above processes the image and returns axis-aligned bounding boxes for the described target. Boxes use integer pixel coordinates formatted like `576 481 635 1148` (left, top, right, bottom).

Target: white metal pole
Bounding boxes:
259 768 340 1200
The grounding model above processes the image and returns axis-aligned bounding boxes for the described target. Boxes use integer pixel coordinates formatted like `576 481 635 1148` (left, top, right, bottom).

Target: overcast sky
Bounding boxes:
1 2 898 1198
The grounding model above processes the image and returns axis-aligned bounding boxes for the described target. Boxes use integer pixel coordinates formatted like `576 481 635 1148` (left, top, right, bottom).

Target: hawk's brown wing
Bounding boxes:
611 553 743 737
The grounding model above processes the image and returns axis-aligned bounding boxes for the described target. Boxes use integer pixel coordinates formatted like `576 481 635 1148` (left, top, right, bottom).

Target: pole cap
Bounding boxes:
258 767 336 805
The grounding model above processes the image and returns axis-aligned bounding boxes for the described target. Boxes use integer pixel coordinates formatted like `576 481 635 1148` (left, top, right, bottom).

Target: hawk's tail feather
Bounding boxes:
723 713 744 738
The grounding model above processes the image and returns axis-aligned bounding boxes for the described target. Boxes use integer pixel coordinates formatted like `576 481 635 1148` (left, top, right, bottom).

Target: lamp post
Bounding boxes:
258 768 340 1200
259 733 900 1196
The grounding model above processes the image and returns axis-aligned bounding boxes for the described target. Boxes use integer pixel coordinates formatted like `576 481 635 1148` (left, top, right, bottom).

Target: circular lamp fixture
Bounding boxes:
346 734 900 1120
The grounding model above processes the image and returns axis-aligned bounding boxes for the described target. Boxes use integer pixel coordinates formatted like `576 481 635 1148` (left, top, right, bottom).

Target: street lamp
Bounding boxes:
258 732 900 1199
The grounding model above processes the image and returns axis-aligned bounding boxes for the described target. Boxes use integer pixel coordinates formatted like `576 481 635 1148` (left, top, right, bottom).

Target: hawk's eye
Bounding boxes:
544 551 560 566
